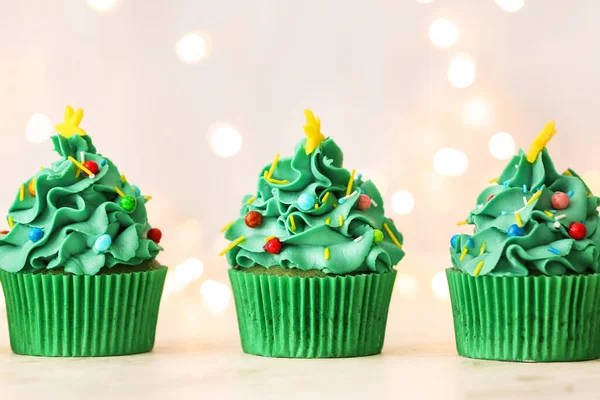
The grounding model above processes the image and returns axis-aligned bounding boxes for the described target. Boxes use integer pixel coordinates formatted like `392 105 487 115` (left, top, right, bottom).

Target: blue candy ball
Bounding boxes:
131 185 141 197
297 193 316 211
94 234 112 253
450 234 459 248
28 227 44 243
507 224 525 237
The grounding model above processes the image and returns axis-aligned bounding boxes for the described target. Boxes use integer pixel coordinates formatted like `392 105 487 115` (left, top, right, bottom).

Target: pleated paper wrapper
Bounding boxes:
0 266 167 357
446 268 600 362
228 268 397 358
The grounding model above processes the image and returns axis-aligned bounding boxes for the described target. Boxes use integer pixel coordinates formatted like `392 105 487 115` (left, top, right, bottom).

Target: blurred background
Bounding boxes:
0 0 599 349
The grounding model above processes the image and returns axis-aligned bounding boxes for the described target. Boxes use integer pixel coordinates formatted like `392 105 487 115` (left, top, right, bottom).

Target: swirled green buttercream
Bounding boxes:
223 131 405 275
451 143 600 277
0 133 162 275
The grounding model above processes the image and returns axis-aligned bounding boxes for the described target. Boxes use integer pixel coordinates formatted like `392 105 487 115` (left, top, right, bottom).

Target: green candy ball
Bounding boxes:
120 195 137 212
373 229 384 244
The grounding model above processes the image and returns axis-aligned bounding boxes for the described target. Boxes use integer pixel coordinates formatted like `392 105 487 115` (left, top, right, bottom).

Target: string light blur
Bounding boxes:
447 52 476 88
26 113 53 144
428 18 459 49
209 123 243 158
200 280 231 314
495 0 525 12
396 274 419 298
462 97 492 127
433 148 469 177
176 32 209 64
86 0 120 14
489 132 515 160
174 258 204 286
431 271 450 300
391 190 415 215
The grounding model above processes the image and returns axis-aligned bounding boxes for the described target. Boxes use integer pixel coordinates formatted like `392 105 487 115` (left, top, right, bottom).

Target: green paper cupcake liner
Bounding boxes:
228 268 397 358
0 266 167 357
446 268 600 362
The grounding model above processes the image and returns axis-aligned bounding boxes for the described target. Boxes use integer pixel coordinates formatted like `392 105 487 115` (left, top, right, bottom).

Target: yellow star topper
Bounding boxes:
55 106 87 138
526 120 556 163
303 109 326 155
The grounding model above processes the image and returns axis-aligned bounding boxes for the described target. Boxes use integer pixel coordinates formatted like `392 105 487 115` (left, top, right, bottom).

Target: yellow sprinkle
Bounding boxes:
322 192 330 203
457 220 468 226
526 121 556 163
324 248 330 260
114 187 126 197
268 177 290 185
121 174 127 183
325 217 331 225
526 190 542 206
479 242 487 256
544 210 554 218
39 166 44 171
473 261 485 276
7 217 14 229
266 154 280 180
247 196 256 205
221 220 234 233
144 195 152 201
515 212 523 228
264 236 276 242
68 156 94 177
314 204 319 209
489 178 499 184
76 151 84 178
383 222 403 249
564 169 573 176
346 169 356 196
333 203 338 208
290 215 296 232
339 215 344 227
460 248 469 261
19 185 24 202
219 235 245 256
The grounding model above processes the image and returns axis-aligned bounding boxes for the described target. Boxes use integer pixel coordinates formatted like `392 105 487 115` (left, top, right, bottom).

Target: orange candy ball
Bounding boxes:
245 211 263 228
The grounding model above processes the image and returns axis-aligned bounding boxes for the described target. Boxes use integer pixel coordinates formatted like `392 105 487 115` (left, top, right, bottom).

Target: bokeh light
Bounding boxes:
431 271 450 300
396 274 419 298
391 190 415 215
489 132 515 160
86 0 120 14
495 0 524 12
176 32 209 64
200 280 231 314
428 18 459 48
209 123 242 158
447 52 476 88
174 258 204 286
433 148 469 177
26 113 53 144
461 97 491 127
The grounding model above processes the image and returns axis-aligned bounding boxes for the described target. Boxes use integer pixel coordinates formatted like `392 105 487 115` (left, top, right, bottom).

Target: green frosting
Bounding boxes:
0 134 162 275
224 137 405 275
451 148 600 277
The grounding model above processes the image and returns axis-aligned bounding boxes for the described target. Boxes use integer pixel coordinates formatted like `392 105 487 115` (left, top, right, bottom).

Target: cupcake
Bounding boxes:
447 121 600 362
221 110 405 358
0 106 166 357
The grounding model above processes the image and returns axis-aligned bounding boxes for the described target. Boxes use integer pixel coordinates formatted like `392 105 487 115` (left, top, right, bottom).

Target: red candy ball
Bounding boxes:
147 228 162 243
83 160 99 175
357 194 371 210
551 192 570 210
569 222 587 240
264 237 282 254
487 194 495 202
244 211 263 228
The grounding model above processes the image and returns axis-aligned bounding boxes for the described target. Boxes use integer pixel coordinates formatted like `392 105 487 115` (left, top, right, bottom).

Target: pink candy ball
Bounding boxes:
551 192 570 210
358 194 371 210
